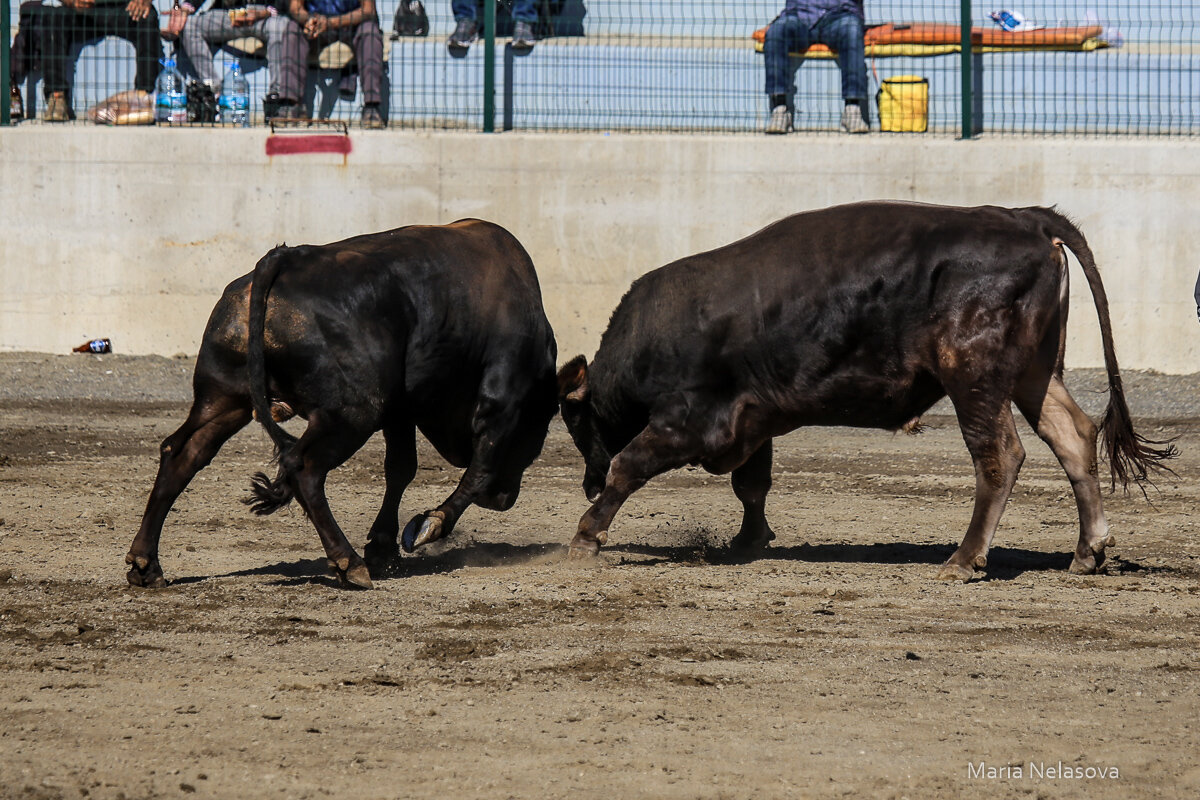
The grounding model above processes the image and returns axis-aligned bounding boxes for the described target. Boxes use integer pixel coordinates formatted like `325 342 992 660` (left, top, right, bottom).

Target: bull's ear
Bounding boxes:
557 355 590 403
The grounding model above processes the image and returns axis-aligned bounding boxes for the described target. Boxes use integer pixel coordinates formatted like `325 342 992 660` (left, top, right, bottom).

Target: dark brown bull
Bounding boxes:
556 202 1175 580
126 220 558 589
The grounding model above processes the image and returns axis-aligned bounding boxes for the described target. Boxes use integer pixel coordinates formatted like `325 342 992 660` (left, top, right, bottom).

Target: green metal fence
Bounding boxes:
4 0 1198 135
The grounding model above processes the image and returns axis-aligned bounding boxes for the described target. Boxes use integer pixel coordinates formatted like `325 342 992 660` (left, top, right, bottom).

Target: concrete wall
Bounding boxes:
1 128 1198 373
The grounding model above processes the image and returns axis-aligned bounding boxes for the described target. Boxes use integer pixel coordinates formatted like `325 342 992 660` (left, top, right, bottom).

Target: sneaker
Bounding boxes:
841 105 869 134
447 18 478 53
361 103 386 129
10 84 23 121
511 20 536 53
765 104 791 134
44 91 69 123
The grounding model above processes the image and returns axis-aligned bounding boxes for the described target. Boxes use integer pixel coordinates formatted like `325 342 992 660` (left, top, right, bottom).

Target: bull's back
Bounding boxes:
593 202 1063 425
195 220 554 408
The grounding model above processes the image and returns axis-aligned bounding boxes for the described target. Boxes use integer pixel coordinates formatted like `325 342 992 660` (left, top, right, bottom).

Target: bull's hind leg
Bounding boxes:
727 440 776 556
938 403 1026 582
1015 373 1113 574
363 423 418 571
127 392 252 587
275 414 375 589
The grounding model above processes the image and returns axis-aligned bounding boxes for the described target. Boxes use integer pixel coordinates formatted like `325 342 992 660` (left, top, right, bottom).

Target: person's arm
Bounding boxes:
164 2 191 38
292 0 329 37
326 0 373 30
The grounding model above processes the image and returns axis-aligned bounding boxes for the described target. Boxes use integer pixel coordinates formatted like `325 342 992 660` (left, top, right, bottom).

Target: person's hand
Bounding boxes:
162 7 190 38
61 0 97 9
303 13 329 37
126 0 152 22
231 7 271 26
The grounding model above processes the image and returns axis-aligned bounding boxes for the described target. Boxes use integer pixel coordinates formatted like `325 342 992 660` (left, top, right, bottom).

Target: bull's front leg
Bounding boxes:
400 458 491 553
569 423 701 559
726 440 776 557
363 424 418 571
400 419 510 553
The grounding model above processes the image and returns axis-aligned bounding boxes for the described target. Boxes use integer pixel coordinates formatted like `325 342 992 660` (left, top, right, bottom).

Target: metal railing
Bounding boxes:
4 0 1198 135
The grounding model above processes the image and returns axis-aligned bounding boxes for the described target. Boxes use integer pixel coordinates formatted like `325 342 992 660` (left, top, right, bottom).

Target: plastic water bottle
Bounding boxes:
218 62 251 127
154 58 187 125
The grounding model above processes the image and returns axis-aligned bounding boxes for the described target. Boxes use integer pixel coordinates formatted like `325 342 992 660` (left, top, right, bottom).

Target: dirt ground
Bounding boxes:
1 355 1198 799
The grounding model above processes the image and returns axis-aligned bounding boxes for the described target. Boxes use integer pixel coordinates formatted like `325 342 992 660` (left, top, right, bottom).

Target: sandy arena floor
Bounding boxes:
1 354 1198 799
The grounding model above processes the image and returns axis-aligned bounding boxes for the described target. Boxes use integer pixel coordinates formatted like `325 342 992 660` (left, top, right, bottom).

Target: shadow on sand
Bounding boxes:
168 537 1155 588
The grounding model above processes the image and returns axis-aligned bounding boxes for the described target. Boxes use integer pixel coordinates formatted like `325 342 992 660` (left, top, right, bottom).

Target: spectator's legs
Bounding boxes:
104 4 162 92
12 1 52 85
352 19 385 105
816 11 868 122
41 7 92 95
510 0 537 24
255 13 307 101
180 10 233 89
763 14 809 104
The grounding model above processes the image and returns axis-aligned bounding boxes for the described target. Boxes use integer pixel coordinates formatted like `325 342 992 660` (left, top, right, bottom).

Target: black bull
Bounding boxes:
126 220 558 589
556 202 1176 580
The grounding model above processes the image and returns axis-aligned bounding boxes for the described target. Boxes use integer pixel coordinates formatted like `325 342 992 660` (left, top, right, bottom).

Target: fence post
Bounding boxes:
959 0 973 139
2 0 11 126
482 0 495 132
502 42 514 131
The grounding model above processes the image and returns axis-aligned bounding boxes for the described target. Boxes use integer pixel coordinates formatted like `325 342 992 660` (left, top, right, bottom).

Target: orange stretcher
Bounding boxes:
752 22 1108 57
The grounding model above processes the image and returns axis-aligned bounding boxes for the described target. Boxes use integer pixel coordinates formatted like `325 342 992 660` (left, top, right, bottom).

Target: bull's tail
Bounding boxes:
244 247 299 516
1034 207 1178 491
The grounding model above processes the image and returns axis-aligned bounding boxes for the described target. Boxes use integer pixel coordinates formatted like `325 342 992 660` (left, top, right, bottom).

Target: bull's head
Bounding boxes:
557 355 611 502
480 372 560 511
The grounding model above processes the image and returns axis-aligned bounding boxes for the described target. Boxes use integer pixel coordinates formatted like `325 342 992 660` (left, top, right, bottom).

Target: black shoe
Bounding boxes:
390 0 428 39
511 20 536 53
361 103 386 129
447 19 478 54
279 100 307 120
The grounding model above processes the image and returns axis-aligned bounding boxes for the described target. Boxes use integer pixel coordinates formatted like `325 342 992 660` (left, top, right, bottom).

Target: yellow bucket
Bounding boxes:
877 75 929 133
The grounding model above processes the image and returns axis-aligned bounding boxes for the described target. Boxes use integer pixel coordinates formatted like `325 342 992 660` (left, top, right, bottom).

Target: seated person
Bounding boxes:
447 0 535 54
39 0 162 122
287 0 386 128
762 0 870 135
9 0 54 121
166 0 307 119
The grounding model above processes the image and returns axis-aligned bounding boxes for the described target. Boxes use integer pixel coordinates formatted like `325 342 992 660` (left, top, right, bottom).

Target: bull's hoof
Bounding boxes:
1068 534 1116 575
726 525 776 560
934 562 975 583
328 556 374 590
125 552 167 589
363 534 399 571
401 511 446 553
566 531 606 560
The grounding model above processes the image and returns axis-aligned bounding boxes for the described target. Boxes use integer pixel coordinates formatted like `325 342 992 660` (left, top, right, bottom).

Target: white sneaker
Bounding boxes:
841 105 869 134
765 105 792 134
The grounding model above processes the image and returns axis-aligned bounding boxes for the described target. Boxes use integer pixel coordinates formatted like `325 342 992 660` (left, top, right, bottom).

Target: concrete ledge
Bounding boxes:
1 128 1197 372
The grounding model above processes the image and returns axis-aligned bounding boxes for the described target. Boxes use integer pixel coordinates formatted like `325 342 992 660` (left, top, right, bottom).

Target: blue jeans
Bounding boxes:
453 0 536 24
764 11 868 109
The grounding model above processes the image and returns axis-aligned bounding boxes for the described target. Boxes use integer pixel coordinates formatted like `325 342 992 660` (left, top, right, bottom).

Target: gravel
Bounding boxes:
1 352 1197 419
